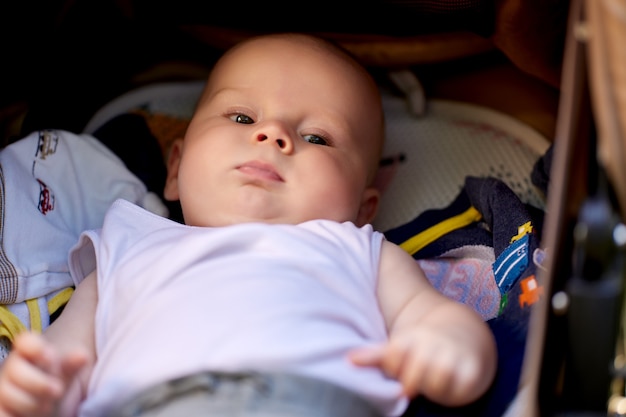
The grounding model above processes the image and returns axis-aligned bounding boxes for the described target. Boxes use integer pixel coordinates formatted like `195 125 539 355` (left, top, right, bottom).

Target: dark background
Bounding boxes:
0 0 567 145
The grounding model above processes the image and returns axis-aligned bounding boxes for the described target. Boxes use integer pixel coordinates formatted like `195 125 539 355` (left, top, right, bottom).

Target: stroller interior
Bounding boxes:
2 0 626 415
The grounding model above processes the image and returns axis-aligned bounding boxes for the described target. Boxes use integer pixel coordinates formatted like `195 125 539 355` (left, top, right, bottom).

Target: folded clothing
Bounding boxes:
0 130 166 345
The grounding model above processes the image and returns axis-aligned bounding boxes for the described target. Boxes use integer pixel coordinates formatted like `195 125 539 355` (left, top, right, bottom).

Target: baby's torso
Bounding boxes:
70 200 406 417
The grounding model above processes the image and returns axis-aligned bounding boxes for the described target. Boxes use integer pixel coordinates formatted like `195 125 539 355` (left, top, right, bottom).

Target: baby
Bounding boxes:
0 33 496 417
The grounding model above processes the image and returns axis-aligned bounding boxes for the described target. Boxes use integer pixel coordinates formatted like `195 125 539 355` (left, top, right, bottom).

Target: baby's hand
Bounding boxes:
0 332 86 417
349 325 488 406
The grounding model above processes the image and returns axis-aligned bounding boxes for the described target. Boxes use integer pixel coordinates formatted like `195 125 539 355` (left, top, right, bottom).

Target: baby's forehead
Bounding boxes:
206 36 380 104
217 35 362 76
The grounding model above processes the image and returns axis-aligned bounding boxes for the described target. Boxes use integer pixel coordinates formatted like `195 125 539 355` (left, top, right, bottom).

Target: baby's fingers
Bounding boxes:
0 359 59 416
0 377 56 417
349 343 408 382
348 345 385 367
2 351 63 398
399 346 456 399
60 349 89 383
2 334 63 399
12 333 56 370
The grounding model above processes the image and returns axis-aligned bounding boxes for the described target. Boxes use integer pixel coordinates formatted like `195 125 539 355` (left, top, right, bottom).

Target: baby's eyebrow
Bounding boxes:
304 105 351 134
205 88 246 103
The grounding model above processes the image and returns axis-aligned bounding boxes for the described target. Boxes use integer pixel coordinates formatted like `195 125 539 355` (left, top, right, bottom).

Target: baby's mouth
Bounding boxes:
237 161 284 182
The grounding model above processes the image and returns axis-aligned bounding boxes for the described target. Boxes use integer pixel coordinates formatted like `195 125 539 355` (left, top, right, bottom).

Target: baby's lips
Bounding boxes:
237 160 284 182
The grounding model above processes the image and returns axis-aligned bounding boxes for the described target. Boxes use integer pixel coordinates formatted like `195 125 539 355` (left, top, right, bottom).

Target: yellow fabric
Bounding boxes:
48 287 74 315
0 305 27 341
0 288 74 342
511 221 533 243
399 206 482 255
26 299 42 333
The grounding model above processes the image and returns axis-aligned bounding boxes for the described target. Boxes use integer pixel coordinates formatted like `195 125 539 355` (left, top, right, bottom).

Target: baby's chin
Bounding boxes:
179 198 357 227
184 212 353 227
182 212 296 227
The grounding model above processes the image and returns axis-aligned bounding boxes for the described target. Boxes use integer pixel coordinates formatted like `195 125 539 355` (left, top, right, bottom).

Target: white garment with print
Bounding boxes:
69 200 408 417
0 130 164 347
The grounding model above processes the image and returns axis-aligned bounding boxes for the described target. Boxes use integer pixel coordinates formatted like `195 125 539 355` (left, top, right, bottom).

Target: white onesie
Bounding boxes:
69 199 408 417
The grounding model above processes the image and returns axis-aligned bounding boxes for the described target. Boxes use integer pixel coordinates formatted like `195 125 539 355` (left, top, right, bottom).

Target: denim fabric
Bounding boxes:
111 371 382 417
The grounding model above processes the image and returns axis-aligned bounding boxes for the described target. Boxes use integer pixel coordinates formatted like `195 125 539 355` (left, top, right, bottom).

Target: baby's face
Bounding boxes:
166 36 383 227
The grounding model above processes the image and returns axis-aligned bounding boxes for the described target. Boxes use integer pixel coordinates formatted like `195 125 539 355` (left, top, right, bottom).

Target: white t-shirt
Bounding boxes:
70 199 408 417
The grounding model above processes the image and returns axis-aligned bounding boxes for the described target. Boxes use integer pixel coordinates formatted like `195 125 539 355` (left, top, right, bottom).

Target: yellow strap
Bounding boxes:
48 287 74 316
0 305 27 342
399 206 483 256
26 299 42 333
0 288 75 342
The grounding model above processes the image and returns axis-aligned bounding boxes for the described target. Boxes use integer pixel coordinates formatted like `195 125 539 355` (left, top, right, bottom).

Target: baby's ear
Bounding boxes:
356 187 380 227
163 139 184 201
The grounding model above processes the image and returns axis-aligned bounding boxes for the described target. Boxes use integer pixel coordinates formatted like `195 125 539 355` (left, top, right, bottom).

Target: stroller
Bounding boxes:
1 0 625 415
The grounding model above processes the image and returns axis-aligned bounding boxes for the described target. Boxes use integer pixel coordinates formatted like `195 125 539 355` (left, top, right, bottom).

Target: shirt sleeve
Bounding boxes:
68 230 99 286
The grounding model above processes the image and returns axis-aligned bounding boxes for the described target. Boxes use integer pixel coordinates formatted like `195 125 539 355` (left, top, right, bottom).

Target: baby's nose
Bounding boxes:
257 134 288 149
254 122 294 154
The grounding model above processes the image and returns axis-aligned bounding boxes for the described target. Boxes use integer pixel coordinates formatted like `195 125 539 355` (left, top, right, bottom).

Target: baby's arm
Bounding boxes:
0 271 98 417
350 241 497 407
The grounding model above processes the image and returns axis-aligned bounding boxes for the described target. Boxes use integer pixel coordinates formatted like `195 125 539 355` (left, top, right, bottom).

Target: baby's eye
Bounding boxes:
302 134 329 146
230 114 255 124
